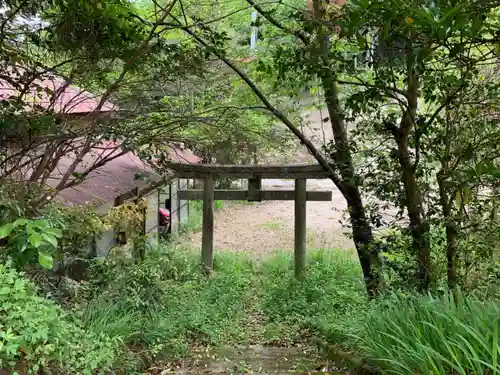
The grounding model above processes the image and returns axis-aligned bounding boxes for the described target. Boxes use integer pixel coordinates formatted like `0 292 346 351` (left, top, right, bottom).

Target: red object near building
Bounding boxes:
159 207 171 227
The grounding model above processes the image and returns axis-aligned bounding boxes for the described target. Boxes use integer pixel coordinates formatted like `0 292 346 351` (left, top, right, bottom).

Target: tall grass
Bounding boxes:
79 247 500 374
80 247 367 362
81 248 257 359
259 249 367 344
178 200 224 234
357 291 500 375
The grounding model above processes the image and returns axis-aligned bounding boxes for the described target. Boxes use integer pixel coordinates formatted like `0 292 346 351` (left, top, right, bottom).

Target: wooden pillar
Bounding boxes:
201 178 215 272
248 177 262 202
294 178 307 278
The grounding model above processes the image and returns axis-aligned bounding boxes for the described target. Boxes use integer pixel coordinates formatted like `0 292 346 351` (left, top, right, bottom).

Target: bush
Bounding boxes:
0 262 122 374
356 291 500 375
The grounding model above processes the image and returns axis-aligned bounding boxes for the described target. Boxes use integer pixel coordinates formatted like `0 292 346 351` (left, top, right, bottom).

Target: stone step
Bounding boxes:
147 346 352 374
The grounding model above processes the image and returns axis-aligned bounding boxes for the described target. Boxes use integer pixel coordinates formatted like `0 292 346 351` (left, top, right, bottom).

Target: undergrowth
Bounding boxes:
0 262 123 374
3 246 500 374
258 250 367 345
355 292 500 375
79 247 364 363
177 200 224 235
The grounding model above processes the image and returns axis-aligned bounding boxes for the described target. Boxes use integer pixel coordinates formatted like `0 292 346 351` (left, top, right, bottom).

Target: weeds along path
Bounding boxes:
187 179 355 258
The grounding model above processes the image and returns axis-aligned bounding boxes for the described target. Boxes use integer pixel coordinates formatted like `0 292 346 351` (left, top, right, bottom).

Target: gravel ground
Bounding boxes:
187 178 355 258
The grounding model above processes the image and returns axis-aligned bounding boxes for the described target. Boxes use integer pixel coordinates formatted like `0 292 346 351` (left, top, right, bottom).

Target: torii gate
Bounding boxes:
167 163 332 277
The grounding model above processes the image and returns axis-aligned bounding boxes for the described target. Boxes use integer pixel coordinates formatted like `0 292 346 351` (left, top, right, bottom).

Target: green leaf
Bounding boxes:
44 227 63 238
356 36 366 49
18 242 27 253
0 223 13 239
13 219 27 227
28 233 43 248
38 251 53 270
26 221 34 234
462 187 472 205
42 233 58 248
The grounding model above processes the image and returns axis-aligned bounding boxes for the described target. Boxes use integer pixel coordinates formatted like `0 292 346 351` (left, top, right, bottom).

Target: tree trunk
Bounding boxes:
438 172 458 290
313 0 380 296
322 78 381 296
399 145 431 291
395 42 431 292
344 183 381 296
445 223 458 290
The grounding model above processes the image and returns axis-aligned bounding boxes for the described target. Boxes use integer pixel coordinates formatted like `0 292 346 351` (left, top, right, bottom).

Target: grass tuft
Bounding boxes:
356 291 500 375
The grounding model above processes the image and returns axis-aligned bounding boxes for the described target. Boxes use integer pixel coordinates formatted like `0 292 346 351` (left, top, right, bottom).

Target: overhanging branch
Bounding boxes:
172 17 346 195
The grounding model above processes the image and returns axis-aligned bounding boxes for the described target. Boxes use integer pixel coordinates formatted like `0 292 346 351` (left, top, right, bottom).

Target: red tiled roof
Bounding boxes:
0 70 116 114
56 143 201 206
1 69 203 206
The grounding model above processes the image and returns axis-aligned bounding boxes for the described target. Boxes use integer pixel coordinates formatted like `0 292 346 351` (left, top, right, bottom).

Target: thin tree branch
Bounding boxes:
337 79 409 100
173 17 345 193
245 0 310 45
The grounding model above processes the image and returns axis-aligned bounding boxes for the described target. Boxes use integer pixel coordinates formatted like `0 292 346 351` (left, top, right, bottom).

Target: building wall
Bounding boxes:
95 229 116 258
144 189 159 246
170 180 179 233
178 178 189 225
92 178 189 257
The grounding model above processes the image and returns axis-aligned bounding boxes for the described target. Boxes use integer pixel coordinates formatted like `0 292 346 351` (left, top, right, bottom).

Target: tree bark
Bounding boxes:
322 76 381 296
400 152 431 291
445 220 458 290
393 38 431 292
438 172 458 290
344 183 381 296
313 0 380 296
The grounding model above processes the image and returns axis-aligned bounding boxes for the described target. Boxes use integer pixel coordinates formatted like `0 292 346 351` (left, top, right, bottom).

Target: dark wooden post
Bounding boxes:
248 177 262 202
294 178 307 278
202 178 215 272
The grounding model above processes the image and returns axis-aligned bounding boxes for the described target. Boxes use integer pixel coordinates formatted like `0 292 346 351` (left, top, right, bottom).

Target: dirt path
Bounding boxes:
187 179 355 258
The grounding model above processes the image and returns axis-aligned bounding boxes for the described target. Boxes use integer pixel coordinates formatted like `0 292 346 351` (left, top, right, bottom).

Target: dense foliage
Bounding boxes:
0 0 499 373
357 292 500 374
3 247 499 374
171 0 500 296
0 262 121 374
1 247 368 373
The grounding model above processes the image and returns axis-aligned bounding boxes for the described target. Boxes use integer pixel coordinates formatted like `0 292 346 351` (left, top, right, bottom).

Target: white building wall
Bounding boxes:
89 178 189 257
95 229 116 258
144 189 159 246
178 179 189 225
170 180 179 233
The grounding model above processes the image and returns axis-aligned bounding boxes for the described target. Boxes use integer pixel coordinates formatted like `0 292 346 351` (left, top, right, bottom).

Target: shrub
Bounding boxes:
79 248 366 361
0 262 122 374
356 291 500 375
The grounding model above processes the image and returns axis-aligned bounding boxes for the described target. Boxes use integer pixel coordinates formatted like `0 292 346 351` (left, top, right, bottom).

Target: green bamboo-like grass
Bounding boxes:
357 291 500 375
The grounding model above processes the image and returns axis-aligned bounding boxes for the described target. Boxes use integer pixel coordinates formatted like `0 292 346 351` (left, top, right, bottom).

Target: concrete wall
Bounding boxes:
178 179 189 225
144 189 159 246
91 178 189 256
